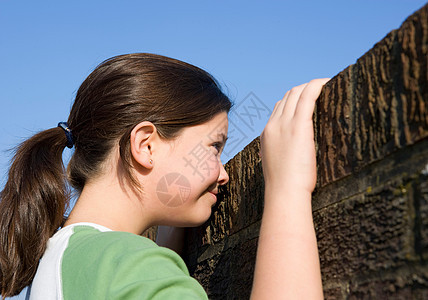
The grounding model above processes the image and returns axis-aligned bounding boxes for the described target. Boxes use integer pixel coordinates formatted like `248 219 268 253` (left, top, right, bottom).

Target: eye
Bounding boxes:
212 142 223 154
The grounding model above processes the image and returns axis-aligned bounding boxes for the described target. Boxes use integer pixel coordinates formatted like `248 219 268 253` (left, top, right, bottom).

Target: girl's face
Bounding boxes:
149 112 229 227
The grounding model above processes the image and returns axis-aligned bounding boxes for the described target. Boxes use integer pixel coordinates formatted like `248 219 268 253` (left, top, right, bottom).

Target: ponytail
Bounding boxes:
0 127 70 297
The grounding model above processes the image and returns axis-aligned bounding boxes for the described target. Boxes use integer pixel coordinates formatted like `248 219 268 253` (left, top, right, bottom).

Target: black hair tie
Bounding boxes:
58 122 74 148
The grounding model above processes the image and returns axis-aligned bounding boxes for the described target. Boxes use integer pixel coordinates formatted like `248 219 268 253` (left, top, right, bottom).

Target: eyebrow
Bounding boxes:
218 133 228 145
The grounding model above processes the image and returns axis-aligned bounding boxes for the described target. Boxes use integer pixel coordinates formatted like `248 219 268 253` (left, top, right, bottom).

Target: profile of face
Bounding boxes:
136 112 230 227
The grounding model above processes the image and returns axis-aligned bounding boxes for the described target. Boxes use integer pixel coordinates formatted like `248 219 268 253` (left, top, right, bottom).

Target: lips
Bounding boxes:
208 191 217 200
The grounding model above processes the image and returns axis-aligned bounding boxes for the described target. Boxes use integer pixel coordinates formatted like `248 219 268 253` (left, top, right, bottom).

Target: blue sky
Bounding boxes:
1 0 427 190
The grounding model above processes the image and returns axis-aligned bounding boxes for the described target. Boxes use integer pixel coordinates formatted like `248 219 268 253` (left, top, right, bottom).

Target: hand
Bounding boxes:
260 78 329 194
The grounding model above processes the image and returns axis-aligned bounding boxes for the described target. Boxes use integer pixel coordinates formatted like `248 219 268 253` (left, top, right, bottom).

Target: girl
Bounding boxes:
0 53 327 299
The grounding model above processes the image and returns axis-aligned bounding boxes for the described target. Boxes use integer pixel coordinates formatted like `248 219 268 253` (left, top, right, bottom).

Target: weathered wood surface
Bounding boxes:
181 5 428 299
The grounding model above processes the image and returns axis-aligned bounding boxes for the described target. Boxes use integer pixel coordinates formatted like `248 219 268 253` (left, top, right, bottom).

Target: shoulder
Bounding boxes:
61 225 207 299
65 224 159 255
63 224 188 278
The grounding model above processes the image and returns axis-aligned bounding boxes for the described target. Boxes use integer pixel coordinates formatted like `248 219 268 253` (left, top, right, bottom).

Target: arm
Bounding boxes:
251 79 329 299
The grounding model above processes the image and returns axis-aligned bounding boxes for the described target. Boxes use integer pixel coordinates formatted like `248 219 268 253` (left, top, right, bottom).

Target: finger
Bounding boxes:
281 83 308 119
269 99 283 121
294 78 330 121
269 90 290 121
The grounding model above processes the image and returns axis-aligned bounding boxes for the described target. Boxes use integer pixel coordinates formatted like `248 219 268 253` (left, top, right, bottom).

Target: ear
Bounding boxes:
130 121 157 170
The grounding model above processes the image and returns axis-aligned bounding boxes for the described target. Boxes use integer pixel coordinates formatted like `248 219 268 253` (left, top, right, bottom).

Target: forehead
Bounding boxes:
181 112 228 140
206 112 229 137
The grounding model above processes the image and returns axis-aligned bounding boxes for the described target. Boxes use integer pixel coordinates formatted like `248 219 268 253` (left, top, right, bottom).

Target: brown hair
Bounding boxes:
0 53 232 296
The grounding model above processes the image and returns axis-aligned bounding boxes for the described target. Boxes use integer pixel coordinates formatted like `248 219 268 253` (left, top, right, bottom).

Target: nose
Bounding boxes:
217 162 229 185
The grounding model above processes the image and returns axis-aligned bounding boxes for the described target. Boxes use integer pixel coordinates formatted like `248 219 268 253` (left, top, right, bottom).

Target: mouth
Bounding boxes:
208 188 218 195
208 191 217 200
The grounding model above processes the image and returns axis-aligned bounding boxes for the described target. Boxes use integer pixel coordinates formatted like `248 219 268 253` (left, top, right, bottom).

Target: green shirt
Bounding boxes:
30 223 208 299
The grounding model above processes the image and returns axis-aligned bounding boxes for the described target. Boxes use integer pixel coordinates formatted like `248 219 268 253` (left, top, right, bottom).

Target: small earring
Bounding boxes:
149 159 153 164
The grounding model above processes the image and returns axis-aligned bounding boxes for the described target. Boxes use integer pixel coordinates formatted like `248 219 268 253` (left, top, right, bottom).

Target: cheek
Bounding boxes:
153 154 220 210
198 154 220 183
181 150 220 190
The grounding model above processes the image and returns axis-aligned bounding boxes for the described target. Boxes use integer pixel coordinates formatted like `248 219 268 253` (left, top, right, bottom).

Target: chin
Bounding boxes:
185 205 213 227
166 193 215 227
187 214 212 227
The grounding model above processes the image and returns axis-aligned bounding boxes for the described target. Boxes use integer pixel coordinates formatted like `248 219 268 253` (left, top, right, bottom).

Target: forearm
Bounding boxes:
251 186 323 299
156 226 185 255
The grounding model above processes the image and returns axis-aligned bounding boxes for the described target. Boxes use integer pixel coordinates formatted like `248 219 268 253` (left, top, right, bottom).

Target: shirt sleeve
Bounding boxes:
61 226 208 300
